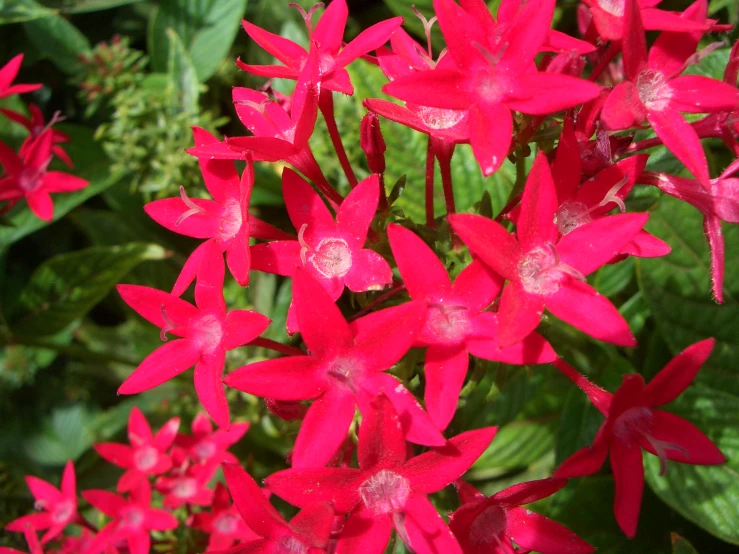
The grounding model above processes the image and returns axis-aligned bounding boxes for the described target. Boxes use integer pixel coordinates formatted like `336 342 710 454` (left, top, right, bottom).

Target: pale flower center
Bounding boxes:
213 513 239 535
52 500 74 524
636 70 673 112
425 303 471 343
133 445 159 472
598 0 624 17
359 470 411 515
414 106 466 130
326 355 363 393
120 507 144 530
172 477 197 499
18 168 43 193
299 225 353 279
275 536 309 554
219 198 243 240
194 440 216 461
554 201 592 235
518 244 585 295
194 314 224 351
469 505 508 546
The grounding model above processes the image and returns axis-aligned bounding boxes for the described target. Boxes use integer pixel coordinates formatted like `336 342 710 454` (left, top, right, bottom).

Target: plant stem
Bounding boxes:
589 41 620 83
249 337 304 357
425 137 435 228
6 336 139 366
349 283 407 321
433 139 461 247
319 90 358 188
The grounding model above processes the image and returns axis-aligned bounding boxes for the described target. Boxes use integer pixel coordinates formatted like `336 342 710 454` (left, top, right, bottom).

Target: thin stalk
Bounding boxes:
425 137 436 228
7 337 138 366
348 284 407 321
589 41 620 83
434 139 461 247
249 337 305 357
319 90 359 188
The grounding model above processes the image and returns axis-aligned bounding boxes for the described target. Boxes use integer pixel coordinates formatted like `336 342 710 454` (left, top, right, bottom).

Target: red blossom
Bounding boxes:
155 463 216 509
0 54 42 99
192 483 260 551
0 104 72 167
173 412 249 467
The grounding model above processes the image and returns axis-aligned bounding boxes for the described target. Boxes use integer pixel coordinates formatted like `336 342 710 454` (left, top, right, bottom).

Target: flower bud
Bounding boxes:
360 112 386 174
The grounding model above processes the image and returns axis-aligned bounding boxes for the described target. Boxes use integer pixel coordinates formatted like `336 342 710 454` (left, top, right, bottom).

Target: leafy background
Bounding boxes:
0 0 737 552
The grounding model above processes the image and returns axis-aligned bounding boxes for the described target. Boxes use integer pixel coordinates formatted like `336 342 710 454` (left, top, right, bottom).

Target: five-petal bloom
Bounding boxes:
554 339 726 537
117 241 270 428
266 394 497 554
0 54 42 99
173 411 249 466
192 482 259 551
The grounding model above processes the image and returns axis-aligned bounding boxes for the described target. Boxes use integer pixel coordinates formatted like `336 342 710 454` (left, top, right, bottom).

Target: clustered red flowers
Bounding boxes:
4 0 737 552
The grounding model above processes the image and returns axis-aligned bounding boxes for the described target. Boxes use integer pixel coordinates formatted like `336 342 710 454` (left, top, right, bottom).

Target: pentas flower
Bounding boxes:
192 483 259 551
449 479 594 554
173 412 249 466
116 241 271 428
145 127 290 294
0 104 72 167
600 0 739 185
553 339 726 537
384 0 602 175
220 463 334 554
266 394 498 554
83 481 178 554
249 169 392 333
387 224 557 430
225 270 441 468
238 0 403 94
0 527 43 554
0 54 41 99
5 461 77 545
155 462 215 509
450 153 647 348
94 406 180 492
0 130 88 221
640 160 739 303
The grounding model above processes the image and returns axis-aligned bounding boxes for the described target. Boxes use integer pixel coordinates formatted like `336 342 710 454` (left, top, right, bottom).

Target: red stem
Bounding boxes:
348 283 407 321
249 337 305 357
425 137 435 228
287 147 343 210
319 90 359 188
589 41 621 83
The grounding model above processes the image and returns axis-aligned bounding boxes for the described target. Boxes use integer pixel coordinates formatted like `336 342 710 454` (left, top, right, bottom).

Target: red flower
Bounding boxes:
173 412 249 466
0 130 88 221
5 461 77 545
225 270 442 468
237 0 402 94
554 339 726 537
388 224 557 430
0 54 41 99
220 463 334 554
116 241 270 428
601 0 739 185
83 481 178 554
249 169 392 333
192 482 259 550
265 394 497 554
384 0 601 175
145 127 290 293
449 479 594 554
449 153 647 348
94 406 180 492
155 463 215 509
0 104 72 167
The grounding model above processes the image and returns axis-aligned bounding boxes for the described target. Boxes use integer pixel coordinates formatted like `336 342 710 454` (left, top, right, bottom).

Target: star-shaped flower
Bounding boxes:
94 406 180 492
5 461 77 545
554 339 726 537
192 483 259 551
249 169 392 333
266 394 497 554
173 412 249 467
155 463 215 509
226 269 442 468
388 224 557 430
0 104 72 167
449 479 594 554
116 241 271 428
0 54 41 99
450 153 647 348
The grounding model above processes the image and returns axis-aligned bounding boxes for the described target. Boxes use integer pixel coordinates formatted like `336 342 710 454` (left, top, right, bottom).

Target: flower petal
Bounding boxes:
336 17 403 68
424 345 468 431
173 241 211 297
118 340 202 395
641 410 726 465
225 356 325 401
467 312 557 364
289 503 334 548
402 493 463 554
601 82 646 130
223 463 287 538
221 310 271 350
469 102 512 177
517 153 559 249
250 241 302 276
192 127 240 203
282 168 335 232
194 242 226 315
554 424 610 478
622 0 647 80
388 224 451 300
81 490 126 518
312 0 348 54
265 468 362 514
647 108 710 185
344 249 393 293
94 443 134 469
507 506 594 553
194 347 229 429
334 507 393 554
704 214 726 303
383 70 474 111
336 175 379 250
358 393 407 470
27 191 54 221
451 260 502 312
43 172 88 193
448 214 521 281
116 284 199 330
670 76 739 114
642 339 715 407
491 478 567 507
497 281 545 349
610 440 644 538
506 73 601 115
241 20 306 68
144 197 222 239
144 508 179 531
153 418 180 452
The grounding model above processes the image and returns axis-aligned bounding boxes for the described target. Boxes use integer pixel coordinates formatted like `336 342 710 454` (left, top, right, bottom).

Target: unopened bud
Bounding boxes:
361 113 386 174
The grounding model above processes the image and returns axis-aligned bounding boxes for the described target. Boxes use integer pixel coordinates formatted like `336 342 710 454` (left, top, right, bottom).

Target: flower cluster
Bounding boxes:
0 55 88 221
4 0 736 552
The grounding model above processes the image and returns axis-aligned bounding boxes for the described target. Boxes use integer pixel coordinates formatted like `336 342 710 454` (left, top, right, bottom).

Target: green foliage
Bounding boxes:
0 0 55 24
23 12 91 74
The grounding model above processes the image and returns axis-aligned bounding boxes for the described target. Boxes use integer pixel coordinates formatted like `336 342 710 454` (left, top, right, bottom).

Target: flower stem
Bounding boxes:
433 139 461 248
249 337 305 357
589 41 620 83
425 137 435 228
319 90 358 188
348 283 406 321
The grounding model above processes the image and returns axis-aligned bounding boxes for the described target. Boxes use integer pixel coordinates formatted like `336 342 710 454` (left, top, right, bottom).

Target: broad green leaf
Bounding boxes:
0 0 56 24
39 0 145 13
167 28 200 114
593 258 635 297
24 404 94 465
9 242 168 337
23 13 91 74
0 125 121 253
554 386 602 465
149 0 248 82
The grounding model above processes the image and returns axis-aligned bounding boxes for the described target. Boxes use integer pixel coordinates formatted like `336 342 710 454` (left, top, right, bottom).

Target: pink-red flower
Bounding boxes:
192 483 259 551
220 463 334 554
5 461 77 545
387 223 557 430
225 269 441 468
83 481 178 554
449 479 594 554
94 406 179 492
266 394 497 554
450 153 647 348
0 54 41 99
249 169 392 333
155 462 215 509
173 412 249 466
554 339 726 537
116 241 270 428
0 130 88 221
0 104 72 167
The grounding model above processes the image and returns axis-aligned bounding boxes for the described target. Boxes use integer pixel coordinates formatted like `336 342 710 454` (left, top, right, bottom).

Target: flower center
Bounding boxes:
598 0 624 16
52 500 74 524
194 440 216 461
326 355 363 393
172 477 197 499
299 225 353 279
359 470 411 515
554 201 592 235
133 445 159 472
219 198 243 241
469 505 508 546
413 106 466 130
213 513 239 535
17 168 43 193
194 314 224 351
275 536 309 554
636 70 673 112
518 244 585 295
425 303 471 344
120 507 144 530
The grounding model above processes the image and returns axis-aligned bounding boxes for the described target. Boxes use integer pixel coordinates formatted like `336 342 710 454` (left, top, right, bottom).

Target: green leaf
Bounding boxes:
0 125 121 253
39 0 145 13
24 404 94 465
23 13 91 74
671 533 700 554
0 0 56 24
167 28 200 114
9 243 168 337
149 0 248 82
